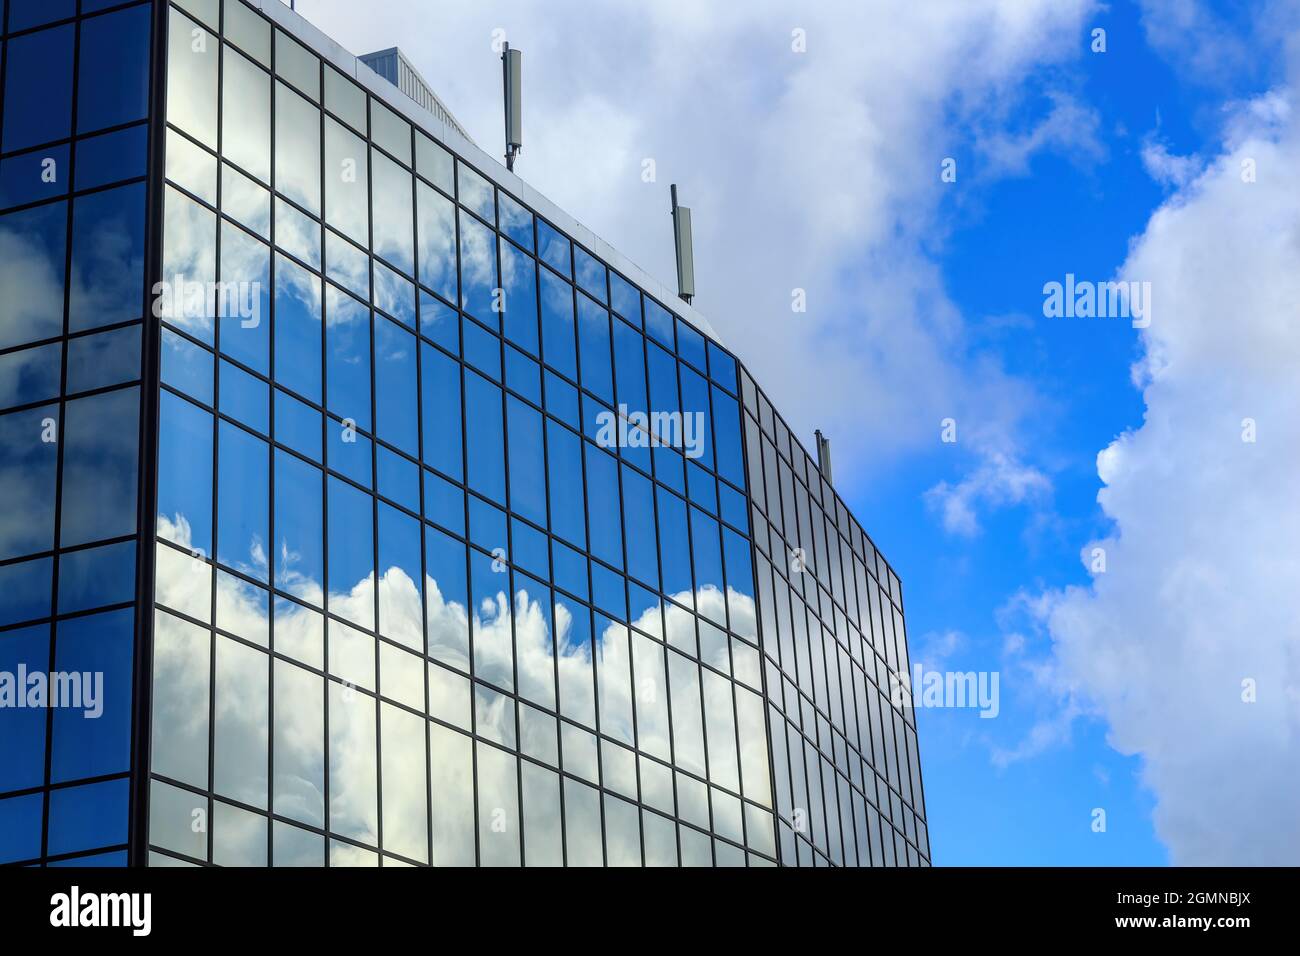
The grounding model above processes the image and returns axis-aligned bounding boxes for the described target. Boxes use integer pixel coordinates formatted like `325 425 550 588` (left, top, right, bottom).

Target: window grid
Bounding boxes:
0 0 155 867
147 0 776 868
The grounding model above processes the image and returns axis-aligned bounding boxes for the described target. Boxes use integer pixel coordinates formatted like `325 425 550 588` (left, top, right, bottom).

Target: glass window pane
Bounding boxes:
212 800 266 867
470 547 512 692
603 794 640 866
324 118 368 246
426 525 468 670
577 296 613 403
539 269 575 378
0 202 66 350
273 657 324 827
585 445 621 569
324 285 370 431
276 81 321 215
537 220 570 278
162 186 216 344
328 680 377 845
574 247 607 305
521 762 562 866
499 240 538 357
415 132 453 193
555 596 595 727
327 476 374 630
76 125 148 192
8 0 75 32
428 723 474 865
610 272 640 323
78 5 151 134
69 183 146 332
274 255 322 402
214 634 269 807
372 148 414 275
457 161 494 223
67 325 138 394
375 316 418 455
223 46 271 183
380 702 427 863
275 31 320 101
416 180 457 304
60 387 138 547
324 66 366 133
47 778 127 858
464 372 504 504
458 212 498 327
632 634 671 761
216 420 269 581
371 100 411 165
2 24 74 152
274 197 320 269
219 221 270 374
562 778 601 866
149 610 209 786
41 616 145 783
668 651 706 776
377 502 422 649
546 419 584 549
504 397 545 525
225 0 270 64
596 618 634 745
498 191 533 253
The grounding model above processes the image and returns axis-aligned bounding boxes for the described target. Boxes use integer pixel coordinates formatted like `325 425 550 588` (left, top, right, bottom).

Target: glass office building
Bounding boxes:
0 0 929 867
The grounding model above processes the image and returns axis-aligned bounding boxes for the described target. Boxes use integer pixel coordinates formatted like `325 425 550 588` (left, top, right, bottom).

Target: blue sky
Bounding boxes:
297 0 1300 865
853 1 1293 864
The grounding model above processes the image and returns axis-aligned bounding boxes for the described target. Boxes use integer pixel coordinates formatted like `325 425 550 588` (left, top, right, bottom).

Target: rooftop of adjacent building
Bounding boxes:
357 47 474 145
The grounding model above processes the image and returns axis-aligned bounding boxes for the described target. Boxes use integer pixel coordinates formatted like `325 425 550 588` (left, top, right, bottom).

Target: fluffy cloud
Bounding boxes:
925 449 1052 536
1027 93 1300 864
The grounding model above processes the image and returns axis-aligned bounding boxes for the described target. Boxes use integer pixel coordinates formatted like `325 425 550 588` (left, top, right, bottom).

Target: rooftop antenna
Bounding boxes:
815 430 834 484
670 184 695 304
502 42 523 172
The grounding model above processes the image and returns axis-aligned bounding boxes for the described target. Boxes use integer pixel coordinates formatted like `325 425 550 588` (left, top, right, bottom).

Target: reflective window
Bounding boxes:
374 316 418 457
276 81 321 215
274 255 322 402
540 269 575 379
416 131 453 194
0 203 66 350
140 7 927 867
370 100 411 165
324 118 368 245
2 24 74 152
275 31 320 102
457 161 494 224
77 5 151 134
458 212 497 327
372 148 413 275
223 45 270 183
215 226 269 372
69 184 146 332
324 66 366 133
273 449 323 601
416 180 456 304
60 387 138 547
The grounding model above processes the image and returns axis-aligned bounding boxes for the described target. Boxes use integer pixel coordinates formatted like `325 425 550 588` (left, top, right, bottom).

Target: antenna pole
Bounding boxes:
671 184 695 304
503 43 523 172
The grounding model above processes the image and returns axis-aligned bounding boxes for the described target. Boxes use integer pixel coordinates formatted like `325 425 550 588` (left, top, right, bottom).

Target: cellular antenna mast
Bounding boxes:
502 42 523 171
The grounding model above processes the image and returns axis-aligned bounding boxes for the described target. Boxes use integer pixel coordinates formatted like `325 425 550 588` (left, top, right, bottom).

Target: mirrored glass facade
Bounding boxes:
0 0 928 867
0 0 154 867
